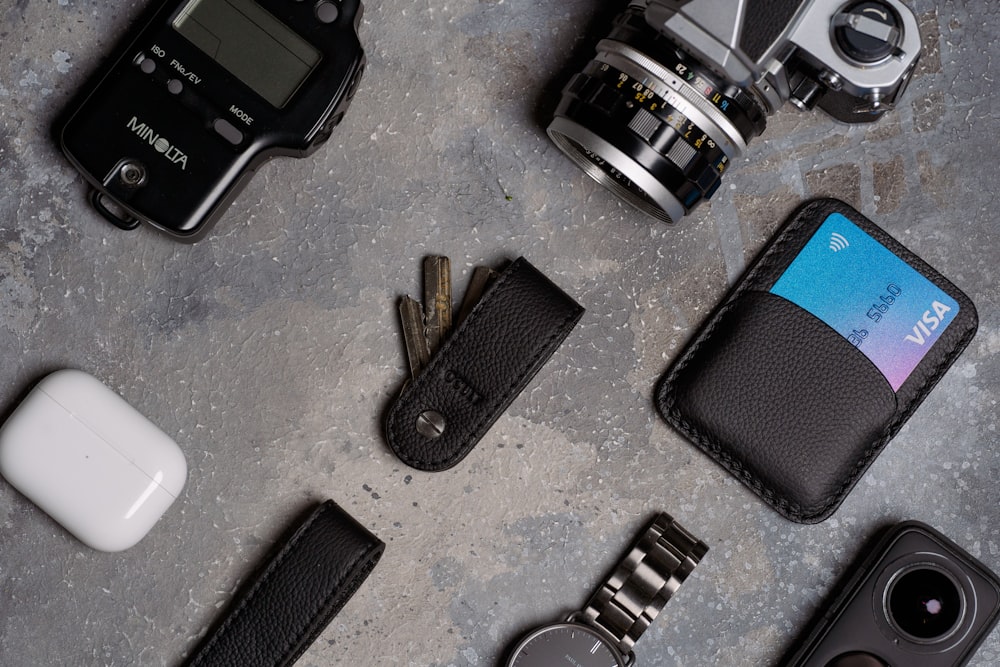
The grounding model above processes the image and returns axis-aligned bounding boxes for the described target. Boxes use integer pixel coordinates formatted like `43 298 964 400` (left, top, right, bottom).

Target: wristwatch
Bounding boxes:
504 513 708 667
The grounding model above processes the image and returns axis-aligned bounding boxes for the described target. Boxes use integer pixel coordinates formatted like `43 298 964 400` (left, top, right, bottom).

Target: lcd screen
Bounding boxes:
173 0 321 107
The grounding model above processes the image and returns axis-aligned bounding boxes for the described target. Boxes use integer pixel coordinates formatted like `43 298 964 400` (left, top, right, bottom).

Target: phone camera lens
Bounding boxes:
887 565 964 641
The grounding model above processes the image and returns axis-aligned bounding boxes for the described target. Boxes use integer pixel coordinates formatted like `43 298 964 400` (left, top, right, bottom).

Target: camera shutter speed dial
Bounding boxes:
832 1 902 64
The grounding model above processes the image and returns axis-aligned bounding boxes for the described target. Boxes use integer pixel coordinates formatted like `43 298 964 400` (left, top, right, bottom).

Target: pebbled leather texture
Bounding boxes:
385 257 584 472
656 199 979 523
185 500 384 667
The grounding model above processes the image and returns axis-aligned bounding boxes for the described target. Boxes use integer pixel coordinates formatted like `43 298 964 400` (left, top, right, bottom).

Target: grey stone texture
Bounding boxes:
1 0 998 665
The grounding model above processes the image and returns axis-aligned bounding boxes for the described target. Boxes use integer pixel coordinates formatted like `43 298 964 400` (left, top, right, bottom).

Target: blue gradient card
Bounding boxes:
770 213 959 391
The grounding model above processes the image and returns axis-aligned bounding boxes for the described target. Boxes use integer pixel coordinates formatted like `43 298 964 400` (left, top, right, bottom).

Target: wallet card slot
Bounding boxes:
658 290 897 522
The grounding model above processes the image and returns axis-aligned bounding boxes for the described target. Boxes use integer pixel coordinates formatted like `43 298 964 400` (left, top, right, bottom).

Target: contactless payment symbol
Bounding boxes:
829 232 850 252
770 213 959 392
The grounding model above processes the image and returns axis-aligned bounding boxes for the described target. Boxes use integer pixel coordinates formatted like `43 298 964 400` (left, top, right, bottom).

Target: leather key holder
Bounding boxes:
656 199 978 523
385 256 584 472
184 500 384 667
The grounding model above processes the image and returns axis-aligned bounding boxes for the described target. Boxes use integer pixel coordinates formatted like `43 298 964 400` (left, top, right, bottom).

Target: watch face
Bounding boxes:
506 622 627 667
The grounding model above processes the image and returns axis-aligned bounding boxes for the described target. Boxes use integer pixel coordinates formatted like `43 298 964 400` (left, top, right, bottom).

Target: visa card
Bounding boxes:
770 213 959 392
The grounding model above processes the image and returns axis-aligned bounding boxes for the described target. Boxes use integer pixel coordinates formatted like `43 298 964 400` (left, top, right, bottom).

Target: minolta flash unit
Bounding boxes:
59 0 365 242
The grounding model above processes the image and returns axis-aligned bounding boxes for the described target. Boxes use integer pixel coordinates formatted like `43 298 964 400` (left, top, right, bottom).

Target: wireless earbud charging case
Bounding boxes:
0 369 186 551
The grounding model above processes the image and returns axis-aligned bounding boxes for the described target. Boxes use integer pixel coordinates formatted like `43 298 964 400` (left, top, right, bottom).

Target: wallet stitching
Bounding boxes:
660 200 975 521
387 258 583 470
660 217 814 517
187 503 382 666
802 318 978 519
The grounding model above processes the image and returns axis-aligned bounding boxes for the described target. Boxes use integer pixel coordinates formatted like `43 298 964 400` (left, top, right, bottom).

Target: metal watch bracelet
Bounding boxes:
577 513 709 655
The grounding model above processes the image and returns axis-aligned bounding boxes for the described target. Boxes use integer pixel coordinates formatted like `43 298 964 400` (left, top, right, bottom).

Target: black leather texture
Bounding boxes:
385 256 584 472
656 199 979 523
739 0 807 62
185 500 384 667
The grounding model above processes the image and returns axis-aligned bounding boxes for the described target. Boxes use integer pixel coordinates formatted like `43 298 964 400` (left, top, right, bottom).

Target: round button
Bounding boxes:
167 79 183 95
138 56 156 75
315 1 339 23
118 161 147 188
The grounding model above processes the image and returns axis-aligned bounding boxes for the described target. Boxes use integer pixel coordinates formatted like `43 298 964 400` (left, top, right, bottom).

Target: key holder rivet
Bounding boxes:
415 410 446 439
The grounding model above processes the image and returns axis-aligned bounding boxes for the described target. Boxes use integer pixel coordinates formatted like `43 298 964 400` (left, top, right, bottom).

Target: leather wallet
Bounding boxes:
184 500 384 667
385 257 584 472
656 199 978 523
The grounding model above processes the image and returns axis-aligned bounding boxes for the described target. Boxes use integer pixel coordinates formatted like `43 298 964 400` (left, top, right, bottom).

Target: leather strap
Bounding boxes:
185 500 384 667
385 256 584 471
579 513 708 655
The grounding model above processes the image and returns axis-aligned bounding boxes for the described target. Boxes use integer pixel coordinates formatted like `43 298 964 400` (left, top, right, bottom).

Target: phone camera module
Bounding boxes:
885 564 966 643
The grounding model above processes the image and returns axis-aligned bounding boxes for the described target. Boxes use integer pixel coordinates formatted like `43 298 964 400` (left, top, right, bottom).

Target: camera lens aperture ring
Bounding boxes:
571 70 729 188
589 49 743 158
579 61 731 183
605 7 767 141
598 39 753 150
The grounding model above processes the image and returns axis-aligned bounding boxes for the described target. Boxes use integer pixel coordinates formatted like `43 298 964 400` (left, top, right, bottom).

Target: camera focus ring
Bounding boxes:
549 68 728 223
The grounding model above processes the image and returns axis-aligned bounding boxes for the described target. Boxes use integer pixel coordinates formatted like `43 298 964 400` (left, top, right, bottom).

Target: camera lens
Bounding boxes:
547 3 766 223
886 565 965 642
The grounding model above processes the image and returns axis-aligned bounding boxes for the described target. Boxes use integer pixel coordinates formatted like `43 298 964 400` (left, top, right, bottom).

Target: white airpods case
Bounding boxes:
0 369 187 552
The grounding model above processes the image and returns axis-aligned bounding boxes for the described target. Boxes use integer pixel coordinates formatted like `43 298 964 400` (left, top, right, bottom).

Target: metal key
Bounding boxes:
399 256 501 382
399 295 430 379
423 256 452 356
455 265 497 327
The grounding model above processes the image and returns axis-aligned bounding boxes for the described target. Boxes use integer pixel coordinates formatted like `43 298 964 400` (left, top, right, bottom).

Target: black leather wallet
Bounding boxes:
385 257 584 471
184 500 384 667
656 199 978 523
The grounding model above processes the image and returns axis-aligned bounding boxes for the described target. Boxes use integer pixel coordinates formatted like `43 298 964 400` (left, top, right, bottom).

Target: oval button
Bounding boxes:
213 118 244 145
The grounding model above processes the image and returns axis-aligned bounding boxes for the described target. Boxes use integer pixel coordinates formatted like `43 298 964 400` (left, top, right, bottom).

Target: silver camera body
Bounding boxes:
547 0 922 223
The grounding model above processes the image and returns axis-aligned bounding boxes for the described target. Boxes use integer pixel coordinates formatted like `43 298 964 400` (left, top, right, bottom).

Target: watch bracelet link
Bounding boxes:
578 513 708 655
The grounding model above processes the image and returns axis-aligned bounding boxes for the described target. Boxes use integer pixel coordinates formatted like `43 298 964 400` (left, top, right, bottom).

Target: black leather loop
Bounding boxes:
184 500 384 667
385 257 584 471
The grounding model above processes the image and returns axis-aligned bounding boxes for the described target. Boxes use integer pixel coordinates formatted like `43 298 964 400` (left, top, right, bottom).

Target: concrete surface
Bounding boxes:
1 0 999 665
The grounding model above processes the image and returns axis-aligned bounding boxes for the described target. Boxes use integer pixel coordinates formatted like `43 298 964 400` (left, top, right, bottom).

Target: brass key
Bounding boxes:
399 296 430 379
423 256 452 356
399 257 503 382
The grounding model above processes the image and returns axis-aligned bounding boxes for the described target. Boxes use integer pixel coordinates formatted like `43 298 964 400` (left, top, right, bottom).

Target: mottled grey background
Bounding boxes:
1 0 998 665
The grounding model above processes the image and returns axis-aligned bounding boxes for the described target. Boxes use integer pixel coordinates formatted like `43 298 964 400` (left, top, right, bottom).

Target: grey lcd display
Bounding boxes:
173 0 320 107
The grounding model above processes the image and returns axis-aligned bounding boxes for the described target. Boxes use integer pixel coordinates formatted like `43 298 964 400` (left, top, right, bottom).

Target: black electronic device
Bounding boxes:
59 0 365 242
784 521 1000 667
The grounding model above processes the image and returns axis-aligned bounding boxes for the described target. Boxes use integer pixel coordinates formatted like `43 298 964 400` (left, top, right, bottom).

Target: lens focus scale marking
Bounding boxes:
589 55 743 158
586 62 730 175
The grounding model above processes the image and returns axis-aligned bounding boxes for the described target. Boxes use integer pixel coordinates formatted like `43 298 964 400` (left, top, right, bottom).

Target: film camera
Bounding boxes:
547 0 922 223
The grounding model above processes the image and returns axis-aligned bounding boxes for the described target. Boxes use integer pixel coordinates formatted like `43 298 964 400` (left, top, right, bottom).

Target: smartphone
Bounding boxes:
783 521 1000 667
